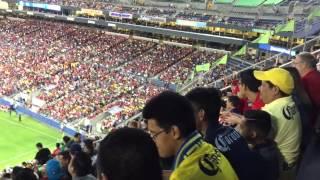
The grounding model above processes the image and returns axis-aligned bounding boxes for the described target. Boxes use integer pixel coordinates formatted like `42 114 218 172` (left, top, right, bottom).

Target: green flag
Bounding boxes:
252 31 272 44
216 55 228 65
308 8 320 23
233 45 247 56
275 20 295 33
195 63 210 72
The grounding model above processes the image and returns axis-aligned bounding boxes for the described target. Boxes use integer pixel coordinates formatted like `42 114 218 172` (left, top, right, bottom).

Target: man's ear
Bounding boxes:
171 125 182 140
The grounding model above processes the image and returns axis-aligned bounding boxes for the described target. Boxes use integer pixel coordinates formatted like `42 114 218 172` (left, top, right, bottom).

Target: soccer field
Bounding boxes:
0 111 62 169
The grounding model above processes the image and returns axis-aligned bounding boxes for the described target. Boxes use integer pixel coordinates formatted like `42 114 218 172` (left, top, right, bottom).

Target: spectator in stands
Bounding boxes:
68 151 96 180
34 142 51 165
254 68 301 179
97 128 162 180
83 139 97 168
11 167 24 180
292 52 320 127
284 67 313 150
74 133 82 144
52 143 61 157
12 168 37 180
62 136 71 151
186 87 268 180
143 91 238 180
56 151 72 180
70 144 82 157
238 69 264 111
46 159 64 180
225 96 242 114
236 110 282 180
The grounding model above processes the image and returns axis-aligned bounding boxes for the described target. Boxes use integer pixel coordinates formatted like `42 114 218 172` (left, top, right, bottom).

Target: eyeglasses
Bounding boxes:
148 130 166 140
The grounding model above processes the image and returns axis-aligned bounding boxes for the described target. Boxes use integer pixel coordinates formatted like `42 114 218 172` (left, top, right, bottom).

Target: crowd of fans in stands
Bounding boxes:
2 51 320 180
0 19 228 127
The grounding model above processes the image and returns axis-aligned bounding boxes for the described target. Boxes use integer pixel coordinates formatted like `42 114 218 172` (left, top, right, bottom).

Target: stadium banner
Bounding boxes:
216 54 229 65
253 28 274 34
176 19 207 28
0 1 9 10
138 15 167 23
196 63 210 72
76 8 104 17
259 44 296 56
109 11 133 19
18 1 61 11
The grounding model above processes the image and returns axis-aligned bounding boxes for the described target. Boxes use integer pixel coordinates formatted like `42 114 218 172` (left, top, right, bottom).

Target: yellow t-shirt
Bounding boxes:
262 96 301 165
170 141 238 180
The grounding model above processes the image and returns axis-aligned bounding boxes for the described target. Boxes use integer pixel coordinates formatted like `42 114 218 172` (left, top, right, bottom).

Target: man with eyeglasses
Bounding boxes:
143 91 238 180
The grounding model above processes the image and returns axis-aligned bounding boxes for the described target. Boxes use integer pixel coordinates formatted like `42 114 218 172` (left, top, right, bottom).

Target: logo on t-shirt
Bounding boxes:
282 104 297 120
214 128 241 152
198 149 222 176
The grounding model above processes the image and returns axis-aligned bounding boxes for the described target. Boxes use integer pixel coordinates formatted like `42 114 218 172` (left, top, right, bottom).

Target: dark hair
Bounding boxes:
265 81 289 97
243 110 272 141
83 139 95 155
283 67 312 108
56 143 60 148
227 96 241 109
36 143 43 148
298 52 317 69
13 168 37 180
97 128 162 180
11 166 24 180
143 91 196 138
239 69 261 92
185 87 222 125
58 150 71 161
74 133 81 138
63 136 71 144
71 151 92 177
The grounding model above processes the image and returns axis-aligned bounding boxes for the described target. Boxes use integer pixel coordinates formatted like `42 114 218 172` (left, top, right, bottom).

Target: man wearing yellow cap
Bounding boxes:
254 68 301 179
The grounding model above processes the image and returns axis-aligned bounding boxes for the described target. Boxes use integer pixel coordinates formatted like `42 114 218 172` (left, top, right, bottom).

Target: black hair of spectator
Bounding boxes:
63 136 71 144
74 133 81 138
243 110 272 141
239 69 261 92
71 151 93 177
13 168 37 180
11 166 24 180
59 150 71 161
227 96 241 109
36 143 43 148
143 91 196 138
97 128 162 180
83 139 95 155
185 87 222 126
283 67 313 109
56 143 60 148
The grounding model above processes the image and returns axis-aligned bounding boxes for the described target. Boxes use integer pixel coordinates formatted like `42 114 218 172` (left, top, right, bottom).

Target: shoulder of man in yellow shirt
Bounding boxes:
170 141 239 180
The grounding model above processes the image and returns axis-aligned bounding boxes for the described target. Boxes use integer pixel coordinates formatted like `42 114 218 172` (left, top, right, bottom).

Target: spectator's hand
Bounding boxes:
219 112 244 126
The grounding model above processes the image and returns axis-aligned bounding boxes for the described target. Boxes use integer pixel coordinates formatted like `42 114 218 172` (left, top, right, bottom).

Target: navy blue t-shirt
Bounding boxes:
205 125 269 180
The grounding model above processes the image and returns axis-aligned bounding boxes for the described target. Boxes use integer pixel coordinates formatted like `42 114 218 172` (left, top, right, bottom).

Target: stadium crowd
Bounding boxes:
1 51 320 180
0 19 228 124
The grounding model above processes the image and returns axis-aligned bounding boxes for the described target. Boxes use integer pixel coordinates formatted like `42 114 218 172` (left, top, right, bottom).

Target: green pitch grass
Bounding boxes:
0 111 62 169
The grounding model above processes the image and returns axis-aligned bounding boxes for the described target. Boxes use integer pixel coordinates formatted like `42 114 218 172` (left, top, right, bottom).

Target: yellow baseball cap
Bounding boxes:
253 68 294 95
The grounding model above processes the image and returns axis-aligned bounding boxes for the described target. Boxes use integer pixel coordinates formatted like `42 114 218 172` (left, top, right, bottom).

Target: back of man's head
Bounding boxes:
239 69 261 93
185 87 222 126
242 110 272 143
298 52 318 69
143 91 196 138
97 128 162 180
36 143 43 149
70 151 92 177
